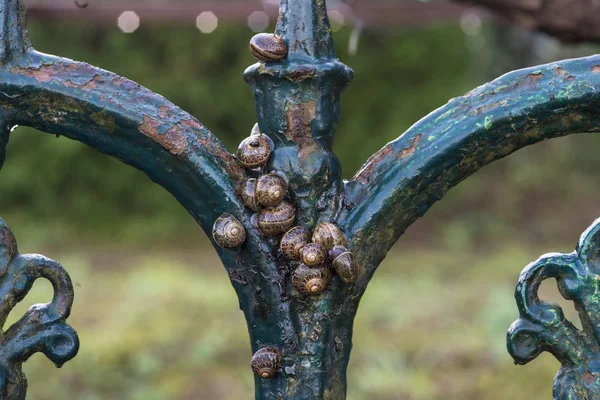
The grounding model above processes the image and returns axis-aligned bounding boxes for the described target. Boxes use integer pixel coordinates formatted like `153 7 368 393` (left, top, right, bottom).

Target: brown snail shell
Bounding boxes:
330 246 358 283
299 243 328 268
280 226 310 261
312 222 348 250
237 134 273 169
257 201 295 237
239 178 260 212
292 264 332 295
251 347 281 379
256 173 288 207
212 214 246 249
249 33 287 62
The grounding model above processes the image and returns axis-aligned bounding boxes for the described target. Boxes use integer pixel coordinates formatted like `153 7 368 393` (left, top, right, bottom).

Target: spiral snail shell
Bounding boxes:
312 222 348 250
249 33 287 62
237 134 273 169
292 264 332 295
329 246 358 283
299 243 328 268
256 173 288 207
240 178 260 212
257 201 296 237
251 347 281 379
280 226 310 261
212 214 246 249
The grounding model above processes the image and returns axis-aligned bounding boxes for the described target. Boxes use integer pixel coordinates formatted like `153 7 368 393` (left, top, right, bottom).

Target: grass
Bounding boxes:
8 238 578 400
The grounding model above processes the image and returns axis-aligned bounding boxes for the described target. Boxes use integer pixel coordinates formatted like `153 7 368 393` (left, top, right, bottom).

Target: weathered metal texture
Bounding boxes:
508 219 600 399
1 0 600 398
0 218 78 400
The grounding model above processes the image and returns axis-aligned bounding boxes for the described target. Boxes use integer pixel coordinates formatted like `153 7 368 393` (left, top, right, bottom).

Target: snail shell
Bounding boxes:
257 201 295 237
237 134 273 169
330 246 358 283
212 214 246 249
249 33 287 62
251 347 281 379
292 264 332 295
256 173 288 207
280 226 310 261
299 243 328 268
240 178 260 212
312 222 348 250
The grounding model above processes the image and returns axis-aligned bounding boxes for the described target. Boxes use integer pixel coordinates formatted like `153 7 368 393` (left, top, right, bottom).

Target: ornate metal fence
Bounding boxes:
1 0 600 399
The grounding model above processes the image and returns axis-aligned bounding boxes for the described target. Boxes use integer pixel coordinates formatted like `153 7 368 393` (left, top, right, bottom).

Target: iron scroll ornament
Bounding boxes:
508 219 600 399
0 218 78 400
2 0 600 398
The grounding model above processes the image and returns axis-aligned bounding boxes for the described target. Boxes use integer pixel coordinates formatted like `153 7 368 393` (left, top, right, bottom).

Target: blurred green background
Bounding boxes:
3 9 600 400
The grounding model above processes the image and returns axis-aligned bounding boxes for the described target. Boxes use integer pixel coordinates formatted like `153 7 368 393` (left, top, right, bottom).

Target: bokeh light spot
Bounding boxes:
196 12 218 34
328 10 345 32
247 11 270 33
117 11 140 34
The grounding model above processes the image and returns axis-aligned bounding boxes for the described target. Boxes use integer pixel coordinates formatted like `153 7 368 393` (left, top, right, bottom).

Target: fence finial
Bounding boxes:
274 0 335 60
0 0 31 64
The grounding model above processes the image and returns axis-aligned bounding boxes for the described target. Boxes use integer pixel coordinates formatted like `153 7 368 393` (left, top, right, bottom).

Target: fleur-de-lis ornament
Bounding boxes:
0 218 79 400
508 218 600 399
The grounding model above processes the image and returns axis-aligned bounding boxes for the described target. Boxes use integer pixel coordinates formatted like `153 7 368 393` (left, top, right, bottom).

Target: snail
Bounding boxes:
256 173 288 207
251 347 281 379
329 246 358 283
280 226 310 261
237 134 273 169
257 201 295 237
249 33 287 62
212 213 246 249
312 222 348 250
299 243 328 268
240 178 261 212
292 264 332 295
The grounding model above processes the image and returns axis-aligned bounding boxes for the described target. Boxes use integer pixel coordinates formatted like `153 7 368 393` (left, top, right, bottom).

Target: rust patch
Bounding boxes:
396 134 422 159
593 65 600 73
10 64 61 82
554 67 569 78
61 74 103 91
565 75 576 82
286 67 317 83
286 101 318 166
138 115 187 155
353 144 393 184
526 72 543 83
158 106 170 119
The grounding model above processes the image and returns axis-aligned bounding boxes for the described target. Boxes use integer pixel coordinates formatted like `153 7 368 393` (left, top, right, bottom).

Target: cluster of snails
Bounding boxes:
282 222 357 296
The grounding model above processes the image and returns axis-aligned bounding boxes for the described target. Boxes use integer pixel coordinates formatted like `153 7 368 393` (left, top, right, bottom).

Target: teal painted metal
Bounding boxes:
0 0 599 398
508 219 600 399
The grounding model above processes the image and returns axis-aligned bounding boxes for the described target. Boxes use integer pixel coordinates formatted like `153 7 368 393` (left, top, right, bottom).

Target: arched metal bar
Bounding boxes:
0 0 247 237
341 56 600 295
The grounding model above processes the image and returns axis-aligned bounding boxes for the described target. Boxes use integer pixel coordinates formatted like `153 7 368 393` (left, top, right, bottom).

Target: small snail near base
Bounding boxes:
280 226 310 261
258 201 296 237
213 214 246 249
251 347 281 379
237 134 273 169
329 246 358 283
249 33 287 62
256 174 288 207
312 222 348 251
300 243 328 268
292 264 332 296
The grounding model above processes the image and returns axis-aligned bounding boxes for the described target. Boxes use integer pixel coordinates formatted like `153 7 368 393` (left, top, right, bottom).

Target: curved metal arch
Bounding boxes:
341 56 600 297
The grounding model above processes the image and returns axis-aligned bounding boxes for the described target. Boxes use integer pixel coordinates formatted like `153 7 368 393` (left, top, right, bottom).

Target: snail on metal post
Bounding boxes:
212 214 246 249
237 133 273 169
249 33 287 62
329 246 358 283
257 201 296 237
251 347 281 379
299 243 328 268
292 264 333 296
256 173 288 207
280 226 310 261
312 222 348 250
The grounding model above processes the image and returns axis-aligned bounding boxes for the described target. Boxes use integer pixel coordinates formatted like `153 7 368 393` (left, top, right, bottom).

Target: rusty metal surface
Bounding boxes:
1 0 600 399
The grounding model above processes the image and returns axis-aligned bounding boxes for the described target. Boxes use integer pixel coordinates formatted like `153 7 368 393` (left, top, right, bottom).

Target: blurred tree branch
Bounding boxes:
455 0 600 43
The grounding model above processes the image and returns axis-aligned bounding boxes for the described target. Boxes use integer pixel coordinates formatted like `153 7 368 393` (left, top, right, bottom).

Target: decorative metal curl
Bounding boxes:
0 218 79 400
508 218 600 399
